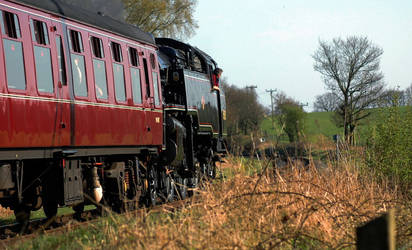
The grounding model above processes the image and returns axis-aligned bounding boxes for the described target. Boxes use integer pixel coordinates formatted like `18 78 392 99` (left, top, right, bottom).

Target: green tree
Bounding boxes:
275 92 306 143
122 0 198 39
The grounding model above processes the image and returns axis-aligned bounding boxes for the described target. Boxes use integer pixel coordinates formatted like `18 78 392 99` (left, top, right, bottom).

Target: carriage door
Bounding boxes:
51 19 71 146
141 51 162 145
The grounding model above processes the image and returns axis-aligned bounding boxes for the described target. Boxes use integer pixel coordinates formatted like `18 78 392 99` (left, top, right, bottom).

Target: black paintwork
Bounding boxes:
156 38 227 150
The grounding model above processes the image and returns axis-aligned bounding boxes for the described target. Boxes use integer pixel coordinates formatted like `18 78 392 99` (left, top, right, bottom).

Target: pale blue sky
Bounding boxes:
189 0 412 111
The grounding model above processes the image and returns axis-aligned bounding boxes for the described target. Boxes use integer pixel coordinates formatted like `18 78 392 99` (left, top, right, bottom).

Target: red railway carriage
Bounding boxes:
0 0 164 222
0 0 226 226
0 0 163 158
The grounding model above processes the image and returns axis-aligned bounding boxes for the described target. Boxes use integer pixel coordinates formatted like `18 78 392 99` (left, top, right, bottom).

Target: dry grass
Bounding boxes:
82 157 411 249
0 205 12 218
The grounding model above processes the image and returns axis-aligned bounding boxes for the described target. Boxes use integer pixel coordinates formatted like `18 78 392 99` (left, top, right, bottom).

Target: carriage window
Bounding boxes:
93 59 108 100
150 53 156 69
34 46 53 93
69 30 83 53
30 19 53 93
30 19 49 45
130 68 142 104
129 47 139 67
111 42 122 62
71 54 88 97
113 63 125 102
1 11 21 38
152 72 160 106
56 36 67 85
3 39 26 90
90 36 104 58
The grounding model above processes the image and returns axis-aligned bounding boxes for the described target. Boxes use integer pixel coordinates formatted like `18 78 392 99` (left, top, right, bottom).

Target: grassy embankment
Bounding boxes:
3 155 410 249
261 107 412 145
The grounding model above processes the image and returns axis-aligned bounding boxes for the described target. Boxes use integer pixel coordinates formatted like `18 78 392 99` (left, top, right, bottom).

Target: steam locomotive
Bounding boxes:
0 0 226 224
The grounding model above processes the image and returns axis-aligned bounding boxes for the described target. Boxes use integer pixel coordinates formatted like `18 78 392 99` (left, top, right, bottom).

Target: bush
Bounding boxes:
277 103 306 143
365 104 412 191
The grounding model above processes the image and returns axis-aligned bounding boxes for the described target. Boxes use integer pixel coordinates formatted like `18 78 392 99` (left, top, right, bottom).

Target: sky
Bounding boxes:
188 0 412 111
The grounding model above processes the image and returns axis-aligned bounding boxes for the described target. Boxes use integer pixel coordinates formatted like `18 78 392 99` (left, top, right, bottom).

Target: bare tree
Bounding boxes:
222 82 266 136
379 88 406 107
122 0 198 39
404 83 412 105
313 36 385 144
313 92 339 112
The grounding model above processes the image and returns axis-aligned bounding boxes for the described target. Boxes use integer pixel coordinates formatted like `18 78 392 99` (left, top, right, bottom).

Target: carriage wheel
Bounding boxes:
42 197 58 220
14 205 30 233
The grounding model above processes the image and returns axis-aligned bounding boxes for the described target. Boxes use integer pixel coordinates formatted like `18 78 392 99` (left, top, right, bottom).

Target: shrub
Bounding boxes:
365 103 412 191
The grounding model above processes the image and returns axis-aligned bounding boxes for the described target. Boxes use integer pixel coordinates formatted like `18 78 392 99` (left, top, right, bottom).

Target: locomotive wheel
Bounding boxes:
147 166 159 206
177 176 188 200
162 172 176 202
200 149 215 180
165 174 175 202
207 161 216 179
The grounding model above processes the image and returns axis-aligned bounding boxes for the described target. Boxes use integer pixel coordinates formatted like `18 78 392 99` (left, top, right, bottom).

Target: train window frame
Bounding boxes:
152 71 160 106
1 10 26 91
90 36 104 59
149 53 156 70
30 19 49 45
0 10 21 39
69 29 83 53
128 46 142 105
111 41 122 63
90 36 108 101
68 29 88 98
30 18 54 94
128 47 139 67
142 58 151 99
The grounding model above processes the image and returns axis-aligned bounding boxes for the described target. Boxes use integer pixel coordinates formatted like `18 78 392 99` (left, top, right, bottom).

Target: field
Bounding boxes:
261 107 412 145
3 156 410 249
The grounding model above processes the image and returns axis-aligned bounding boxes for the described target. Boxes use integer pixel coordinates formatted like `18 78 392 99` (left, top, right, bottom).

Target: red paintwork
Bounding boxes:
0 1 163 153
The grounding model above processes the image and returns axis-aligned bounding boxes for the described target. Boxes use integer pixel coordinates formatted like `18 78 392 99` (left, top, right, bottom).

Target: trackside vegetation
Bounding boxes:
5 156 411 249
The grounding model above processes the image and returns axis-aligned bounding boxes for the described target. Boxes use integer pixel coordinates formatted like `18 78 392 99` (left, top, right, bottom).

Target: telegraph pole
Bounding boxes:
245 85 257 91
266 89 277 129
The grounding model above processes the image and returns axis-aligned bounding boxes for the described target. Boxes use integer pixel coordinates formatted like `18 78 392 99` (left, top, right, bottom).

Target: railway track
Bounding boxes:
0 198 196 247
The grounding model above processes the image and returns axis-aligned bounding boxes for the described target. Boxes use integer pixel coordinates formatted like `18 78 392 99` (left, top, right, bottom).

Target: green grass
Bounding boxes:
0 205 95 225
261 106 412 144
304 111 341 140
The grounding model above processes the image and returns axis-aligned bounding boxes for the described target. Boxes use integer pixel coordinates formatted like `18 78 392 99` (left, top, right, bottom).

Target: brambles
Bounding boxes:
365 103 412 193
